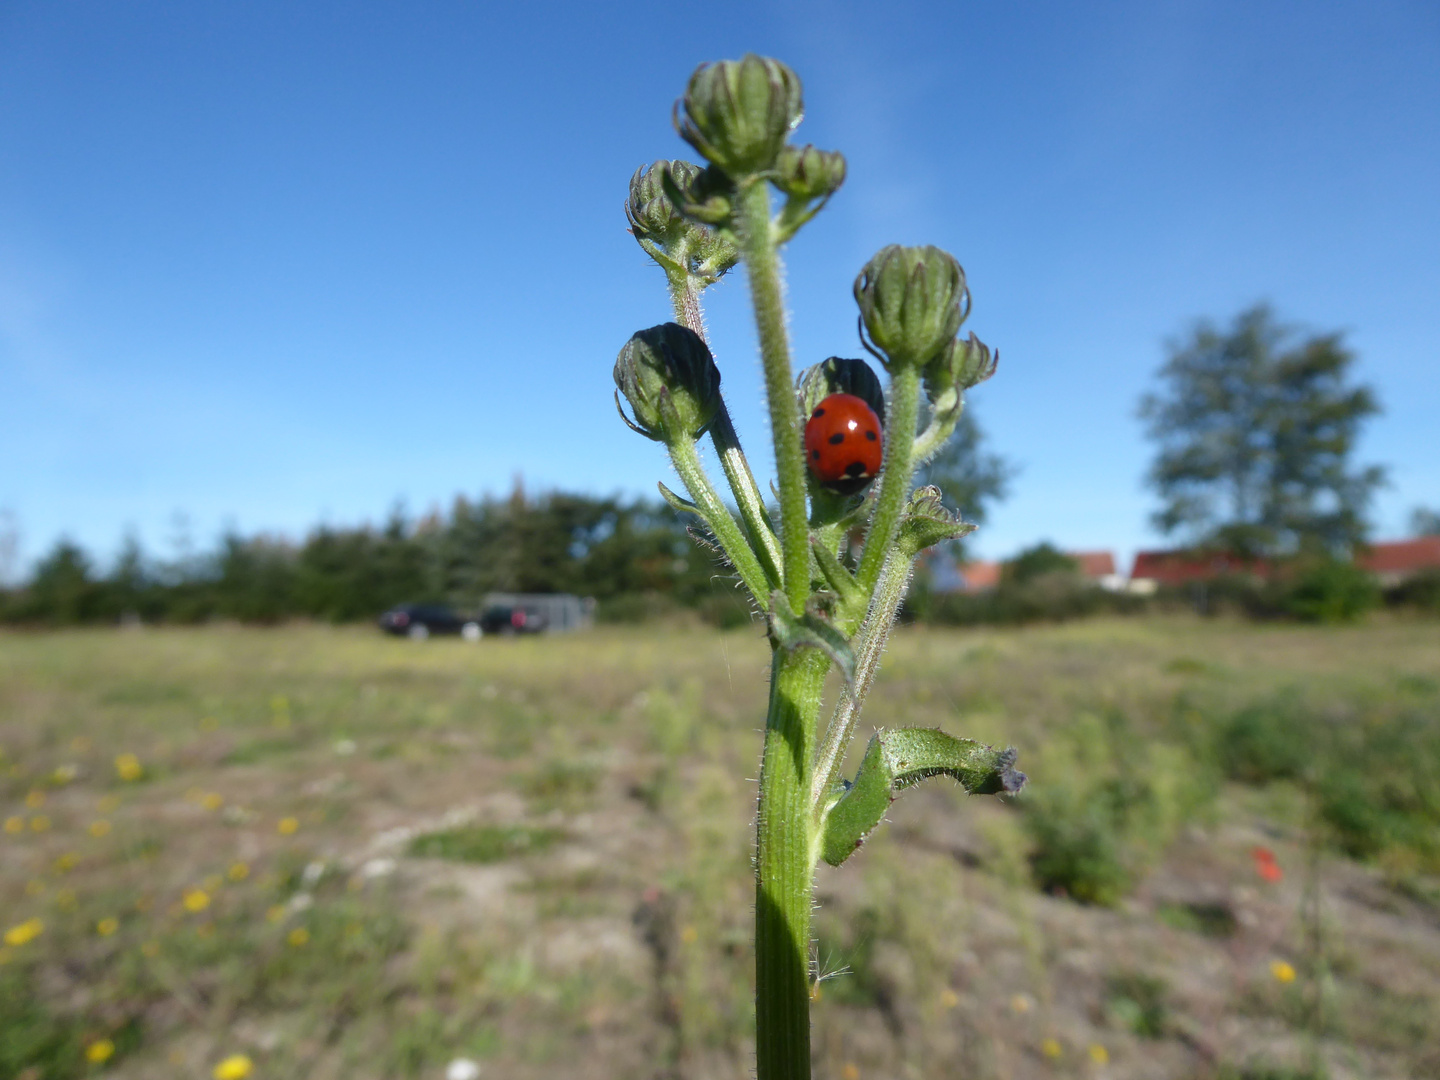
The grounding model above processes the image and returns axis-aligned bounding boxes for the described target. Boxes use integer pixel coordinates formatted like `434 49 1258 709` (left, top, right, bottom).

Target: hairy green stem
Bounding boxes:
811 546 914 815
667 436 772 610
856 364 922 592
735 179 810 612
666 269 785 593
755 647 827 1080
710 405 785 590
911 390 963 468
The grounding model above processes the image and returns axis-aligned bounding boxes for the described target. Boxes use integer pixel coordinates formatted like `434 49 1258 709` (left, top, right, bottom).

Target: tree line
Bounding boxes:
0 492 758 627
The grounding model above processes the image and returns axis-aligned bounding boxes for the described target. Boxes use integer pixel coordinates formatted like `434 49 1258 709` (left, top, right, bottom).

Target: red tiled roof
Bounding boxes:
1357 537 1440 575
1130 550 1271 585
1069 550 1116 578
957 561 1002 592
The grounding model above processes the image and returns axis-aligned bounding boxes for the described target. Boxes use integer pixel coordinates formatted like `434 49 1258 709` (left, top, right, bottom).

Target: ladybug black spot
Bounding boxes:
811 450 821 459
843 461 868 477
812 407 825 418
827 432 845 445
865 430 877 441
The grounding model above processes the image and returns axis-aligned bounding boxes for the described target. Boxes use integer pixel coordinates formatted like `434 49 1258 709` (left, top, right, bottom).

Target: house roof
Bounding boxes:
1130 549 1271 585
1069 550 1117 578
1356 537 1440 575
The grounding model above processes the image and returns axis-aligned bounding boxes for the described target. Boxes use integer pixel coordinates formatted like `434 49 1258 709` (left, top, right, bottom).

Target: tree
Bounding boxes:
914 406 1013 554
1139 304 1384 556
1411 507 1440 537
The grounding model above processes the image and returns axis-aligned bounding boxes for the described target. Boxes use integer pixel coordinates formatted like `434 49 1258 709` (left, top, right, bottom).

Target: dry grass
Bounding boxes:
1 617 1437 1079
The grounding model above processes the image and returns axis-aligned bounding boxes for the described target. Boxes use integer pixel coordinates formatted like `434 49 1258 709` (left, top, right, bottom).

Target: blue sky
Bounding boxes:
2 0 1437 578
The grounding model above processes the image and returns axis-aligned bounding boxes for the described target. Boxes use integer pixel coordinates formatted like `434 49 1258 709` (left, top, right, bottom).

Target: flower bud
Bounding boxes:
773 144 846 201
626 160 698 248
796 357 885 425
614 323 721 443
660 162 734 227
854 245 970 370
676 54 803 177
922 333 998 405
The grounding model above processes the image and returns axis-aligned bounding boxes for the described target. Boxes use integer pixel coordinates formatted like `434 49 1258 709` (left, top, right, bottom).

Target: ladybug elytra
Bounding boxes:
804 393 883 495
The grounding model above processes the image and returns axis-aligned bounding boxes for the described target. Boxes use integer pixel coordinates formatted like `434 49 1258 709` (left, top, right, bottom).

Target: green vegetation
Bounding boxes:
1 620 1437 1077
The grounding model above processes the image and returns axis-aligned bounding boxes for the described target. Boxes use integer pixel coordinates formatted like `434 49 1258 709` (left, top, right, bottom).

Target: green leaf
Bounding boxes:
896 485 976 555
766 591 856 688
810 539 866 619
657 481 700 516
821 727 1024 867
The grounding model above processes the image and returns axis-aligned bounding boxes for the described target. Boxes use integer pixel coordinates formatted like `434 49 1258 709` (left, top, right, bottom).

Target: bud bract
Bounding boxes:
660 162 734 227
773 144 846 201
676 54 803 177
796 357 885 424
922 333 998 405
615 323 722 443
854 245 969 370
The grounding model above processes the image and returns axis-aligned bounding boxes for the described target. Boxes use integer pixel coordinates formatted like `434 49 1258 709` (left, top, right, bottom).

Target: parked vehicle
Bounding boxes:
478 604 547 636
378 604 481 641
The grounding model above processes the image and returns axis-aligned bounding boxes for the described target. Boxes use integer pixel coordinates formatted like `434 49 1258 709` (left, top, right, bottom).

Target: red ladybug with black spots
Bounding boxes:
805 393 883 495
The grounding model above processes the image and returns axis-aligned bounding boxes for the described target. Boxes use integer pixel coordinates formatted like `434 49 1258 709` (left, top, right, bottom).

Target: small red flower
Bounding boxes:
1251 846 1283 882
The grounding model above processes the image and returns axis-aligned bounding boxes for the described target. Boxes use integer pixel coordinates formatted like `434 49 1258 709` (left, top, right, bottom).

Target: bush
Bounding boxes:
1283 559 1380 623
1020 712 1213 904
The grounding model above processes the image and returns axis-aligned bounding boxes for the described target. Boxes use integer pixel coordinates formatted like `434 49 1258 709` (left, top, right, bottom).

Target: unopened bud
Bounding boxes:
796 357 885 424
615 323 722 443
660 162 734 227
923 333 998 405
854 245 969 370
676 54 803 177
626 160 697 247
774 144 846 201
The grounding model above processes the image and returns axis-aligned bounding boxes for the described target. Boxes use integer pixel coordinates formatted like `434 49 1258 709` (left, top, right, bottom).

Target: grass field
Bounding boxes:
2 618 1438 1080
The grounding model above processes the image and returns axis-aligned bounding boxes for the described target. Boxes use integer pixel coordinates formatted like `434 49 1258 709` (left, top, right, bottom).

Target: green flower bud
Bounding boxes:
626 160 698 248
854 245 970 370
614 323 722 443
773 144 846 201
796 357 886 424
922 333 998 405
660 162 734 227
628 161 739 282
675 54 803 177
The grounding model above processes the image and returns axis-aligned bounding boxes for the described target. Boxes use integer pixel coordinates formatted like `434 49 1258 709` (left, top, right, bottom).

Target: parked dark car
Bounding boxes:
378 604 480 640
478 604 547 636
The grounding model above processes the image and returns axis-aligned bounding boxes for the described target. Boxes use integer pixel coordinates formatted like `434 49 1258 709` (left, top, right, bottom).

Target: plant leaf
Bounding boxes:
767 591 856 688
896 485 976 555
821 727 1025 867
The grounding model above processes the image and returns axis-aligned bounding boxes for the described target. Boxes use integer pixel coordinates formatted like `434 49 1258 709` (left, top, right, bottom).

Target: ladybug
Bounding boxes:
804 393 883 495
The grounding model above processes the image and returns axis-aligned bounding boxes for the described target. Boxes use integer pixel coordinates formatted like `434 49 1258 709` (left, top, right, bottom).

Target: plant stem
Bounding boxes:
856 364 922 592
811 545 914 813
667 436 773 610
755 646 826 1080
735 179 810 613
664 269 786 592
710 405 785 590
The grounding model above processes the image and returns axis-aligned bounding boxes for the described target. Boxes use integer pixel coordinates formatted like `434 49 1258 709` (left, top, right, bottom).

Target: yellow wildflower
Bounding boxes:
90 819 112 837
54 852 79 873
1271 959 1296 983
1088 1043 1109 1065
97 917 119 936
680 924 698 944
213 1053 255 1080
86 1038 115 1064
201 792 224 811
3 816 22 834
115 753 143 781
277 817 299 835
266 905 285 923
939 988 960 1009
1041 1037 1062 1058
30 815 50 832
287 926 310 947
227 862 250 882
4 918 44 946
182 889 211 913
25 789 46 808
55 888 76 911
841 1065 860 1080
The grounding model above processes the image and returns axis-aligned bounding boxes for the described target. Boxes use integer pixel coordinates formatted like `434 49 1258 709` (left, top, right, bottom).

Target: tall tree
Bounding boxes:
1139 304 1384 556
